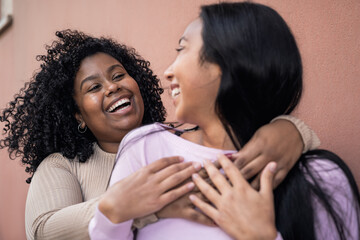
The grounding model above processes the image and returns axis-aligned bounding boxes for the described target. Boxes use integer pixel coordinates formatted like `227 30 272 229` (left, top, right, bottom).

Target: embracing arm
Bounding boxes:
156 115 320 223
89 155 200 240
25 154 101 240
231 115 320 188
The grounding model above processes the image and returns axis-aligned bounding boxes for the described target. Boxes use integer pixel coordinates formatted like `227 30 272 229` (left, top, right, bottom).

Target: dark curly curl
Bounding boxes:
0 30 166 183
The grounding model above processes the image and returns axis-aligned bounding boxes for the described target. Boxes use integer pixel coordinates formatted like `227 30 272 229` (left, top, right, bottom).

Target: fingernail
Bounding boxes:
193 162 201 171
187 182 195 189
189 194 196 201
178 156 184 162
224 153 233 159
192 173 199 179
268 162 277 173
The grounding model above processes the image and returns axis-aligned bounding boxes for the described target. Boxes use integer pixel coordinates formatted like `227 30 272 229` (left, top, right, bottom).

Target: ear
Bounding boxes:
75 112 86 128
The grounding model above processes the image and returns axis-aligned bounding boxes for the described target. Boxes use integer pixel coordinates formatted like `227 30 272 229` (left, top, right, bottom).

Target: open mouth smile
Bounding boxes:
107 98 131 113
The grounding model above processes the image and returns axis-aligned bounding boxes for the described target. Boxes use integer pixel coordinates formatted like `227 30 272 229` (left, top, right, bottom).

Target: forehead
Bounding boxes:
78 52 121 71
181 18 203 43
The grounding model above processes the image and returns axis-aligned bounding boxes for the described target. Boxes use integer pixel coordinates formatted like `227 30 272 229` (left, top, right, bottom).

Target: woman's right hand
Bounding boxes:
98 156 201 224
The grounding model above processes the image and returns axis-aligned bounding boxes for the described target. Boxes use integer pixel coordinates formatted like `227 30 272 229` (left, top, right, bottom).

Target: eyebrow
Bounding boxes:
79 64 125 91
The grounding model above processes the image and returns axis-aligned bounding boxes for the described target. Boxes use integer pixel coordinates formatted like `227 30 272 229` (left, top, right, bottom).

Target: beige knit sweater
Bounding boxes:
25 144 116 240
25 116 320 240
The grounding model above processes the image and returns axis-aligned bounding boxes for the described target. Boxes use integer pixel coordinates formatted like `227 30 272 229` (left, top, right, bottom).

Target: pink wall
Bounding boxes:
0 0 359 239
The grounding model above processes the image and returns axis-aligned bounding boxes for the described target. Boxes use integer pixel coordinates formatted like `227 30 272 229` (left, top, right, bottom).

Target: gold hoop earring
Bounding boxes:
78 123 87 134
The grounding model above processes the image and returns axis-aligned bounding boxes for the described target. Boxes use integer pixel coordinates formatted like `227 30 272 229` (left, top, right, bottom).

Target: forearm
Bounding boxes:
26 197 99 240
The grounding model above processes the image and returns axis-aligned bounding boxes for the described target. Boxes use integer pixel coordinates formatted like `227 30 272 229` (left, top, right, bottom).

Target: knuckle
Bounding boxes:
167 191 178 201
163 157 171 165
241 167 253 178
171 174 183 184
190 211 200 220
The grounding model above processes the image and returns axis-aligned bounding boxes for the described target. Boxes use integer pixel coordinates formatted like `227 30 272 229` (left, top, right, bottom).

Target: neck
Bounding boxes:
182 118 236 150
97 141 121 153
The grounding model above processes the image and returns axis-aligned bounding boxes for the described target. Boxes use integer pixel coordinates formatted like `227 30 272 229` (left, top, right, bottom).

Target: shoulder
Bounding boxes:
302 157 358 213
36 152 73 171
118 123 166 148
302 156 360 239
303 158 349 189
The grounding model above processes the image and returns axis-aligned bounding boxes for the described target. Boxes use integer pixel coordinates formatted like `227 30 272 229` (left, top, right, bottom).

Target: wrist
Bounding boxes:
98 195 127 224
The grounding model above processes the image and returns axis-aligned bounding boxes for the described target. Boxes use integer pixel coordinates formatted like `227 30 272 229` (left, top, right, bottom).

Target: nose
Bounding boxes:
164 64 174 82
105 82 120 97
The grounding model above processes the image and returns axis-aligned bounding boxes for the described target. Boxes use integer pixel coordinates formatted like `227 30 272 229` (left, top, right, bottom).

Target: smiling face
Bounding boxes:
73 52 144 153
164 19 222 126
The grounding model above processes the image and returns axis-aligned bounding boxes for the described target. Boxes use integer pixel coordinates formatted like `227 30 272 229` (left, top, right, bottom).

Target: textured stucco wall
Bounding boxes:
0 0 359 239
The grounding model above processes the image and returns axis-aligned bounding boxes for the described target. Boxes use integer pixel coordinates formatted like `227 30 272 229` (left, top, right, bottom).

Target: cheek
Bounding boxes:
80 95 103 118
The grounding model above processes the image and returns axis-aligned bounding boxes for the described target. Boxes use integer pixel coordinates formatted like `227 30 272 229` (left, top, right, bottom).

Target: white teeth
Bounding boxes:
108 98 130 112
171 88 181 98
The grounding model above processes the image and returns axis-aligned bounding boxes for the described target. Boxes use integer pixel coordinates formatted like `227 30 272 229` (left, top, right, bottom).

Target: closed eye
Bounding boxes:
88 84 101 92
113 73 125 81
175 47 184 52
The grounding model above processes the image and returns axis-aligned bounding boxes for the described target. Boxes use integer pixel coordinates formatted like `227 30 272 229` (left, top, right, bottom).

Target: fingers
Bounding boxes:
189 194 218 224
273 169 288 188
259 162 277 199
192 173 220 206
160 181 195 205
250 173 261 190
239 155 268 180
216 155 243 186
203 159 232 194
198 160 221 178
159 162 201 191
147 156 185 173
231 136 262 170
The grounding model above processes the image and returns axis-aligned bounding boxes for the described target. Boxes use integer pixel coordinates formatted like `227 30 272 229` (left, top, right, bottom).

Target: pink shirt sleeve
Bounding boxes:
89 206 133 240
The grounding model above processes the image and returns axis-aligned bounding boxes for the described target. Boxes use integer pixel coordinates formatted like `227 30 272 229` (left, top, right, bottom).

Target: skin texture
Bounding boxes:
72 53 201 223
99 157 202 223
190 156 278 240
161 18 282 238
165 19 222 127
73 52 145 153
165 19 234 151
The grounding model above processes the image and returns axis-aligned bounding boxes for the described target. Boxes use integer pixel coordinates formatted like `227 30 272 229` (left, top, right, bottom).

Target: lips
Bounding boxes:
106 97 131 113
170 83 181 99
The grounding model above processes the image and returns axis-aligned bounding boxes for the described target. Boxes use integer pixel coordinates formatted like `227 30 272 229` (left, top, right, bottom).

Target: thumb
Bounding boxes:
259 162 277 198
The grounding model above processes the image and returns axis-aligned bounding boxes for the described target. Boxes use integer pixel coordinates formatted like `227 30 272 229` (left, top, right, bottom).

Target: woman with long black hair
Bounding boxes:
90 2 359 240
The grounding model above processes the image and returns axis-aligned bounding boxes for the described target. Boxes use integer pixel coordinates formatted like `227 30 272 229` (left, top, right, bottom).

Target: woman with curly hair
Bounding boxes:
1 30 318 239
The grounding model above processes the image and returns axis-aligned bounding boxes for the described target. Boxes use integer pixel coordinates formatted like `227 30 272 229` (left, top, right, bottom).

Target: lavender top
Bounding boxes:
89 123 359 240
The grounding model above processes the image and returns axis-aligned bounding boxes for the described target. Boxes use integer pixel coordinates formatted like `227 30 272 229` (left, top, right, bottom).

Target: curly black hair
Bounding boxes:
0 30 166 183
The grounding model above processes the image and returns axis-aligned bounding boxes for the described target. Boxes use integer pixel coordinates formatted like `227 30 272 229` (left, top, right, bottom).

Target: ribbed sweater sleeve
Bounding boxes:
25 145 116 240
271 115 321 152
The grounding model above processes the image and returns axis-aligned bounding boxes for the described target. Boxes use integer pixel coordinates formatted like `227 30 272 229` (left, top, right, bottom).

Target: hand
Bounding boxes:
99 156 201 223
189 155 278 240
231 119 303 189
156 191 215 226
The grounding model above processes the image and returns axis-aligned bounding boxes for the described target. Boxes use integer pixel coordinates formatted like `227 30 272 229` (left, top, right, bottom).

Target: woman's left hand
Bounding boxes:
189 155 278 240
232 119 303 189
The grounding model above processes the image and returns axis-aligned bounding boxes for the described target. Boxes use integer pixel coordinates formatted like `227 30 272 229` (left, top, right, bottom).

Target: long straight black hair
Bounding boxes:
200 2 359 239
